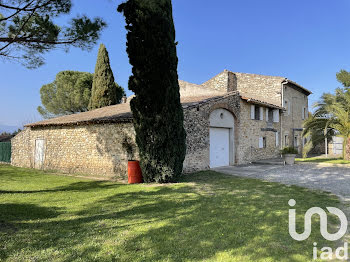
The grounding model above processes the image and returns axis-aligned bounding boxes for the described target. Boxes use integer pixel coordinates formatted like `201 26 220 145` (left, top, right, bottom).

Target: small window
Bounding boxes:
284 135 289 146
302 107 307 120
263 137 266 148
284 100 291 115
254 106 260 120
268 110 273 122
273 109 279 123
294 136 298 147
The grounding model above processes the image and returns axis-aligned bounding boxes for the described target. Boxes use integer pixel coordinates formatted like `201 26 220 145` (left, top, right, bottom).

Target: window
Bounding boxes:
263 137 266 148
273 109 279 122
284 100 291 115
284 134 289 146
268 109 273 122
302 107 307 120
254 106 260 120
294 136 298 147
251 105 263 120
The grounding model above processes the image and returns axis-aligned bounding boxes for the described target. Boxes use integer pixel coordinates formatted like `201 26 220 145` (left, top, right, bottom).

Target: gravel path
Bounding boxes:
214 163 350 201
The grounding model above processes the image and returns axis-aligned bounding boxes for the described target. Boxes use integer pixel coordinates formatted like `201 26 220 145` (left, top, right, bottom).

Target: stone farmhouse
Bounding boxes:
11 70 311 180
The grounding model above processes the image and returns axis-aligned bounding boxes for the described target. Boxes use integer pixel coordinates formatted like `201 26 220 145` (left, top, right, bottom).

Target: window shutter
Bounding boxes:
260 107 263 121
251 105 255 119
259 137 263 148
273 109 279 122
275 132 279 147
266 108 269 122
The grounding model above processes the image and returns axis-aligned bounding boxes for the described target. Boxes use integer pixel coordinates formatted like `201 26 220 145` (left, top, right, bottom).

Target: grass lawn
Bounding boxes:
0 165 341 261
296 157 350 164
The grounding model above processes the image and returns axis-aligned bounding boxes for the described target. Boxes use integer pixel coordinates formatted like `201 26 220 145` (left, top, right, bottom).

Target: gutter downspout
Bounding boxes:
281 79 288 151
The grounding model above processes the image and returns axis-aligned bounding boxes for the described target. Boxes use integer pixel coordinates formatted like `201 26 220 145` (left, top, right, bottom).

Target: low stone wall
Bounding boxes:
11 123 137 181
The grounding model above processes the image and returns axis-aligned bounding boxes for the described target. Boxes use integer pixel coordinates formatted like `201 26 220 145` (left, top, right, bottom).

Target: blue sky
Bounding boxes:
1 0 350 130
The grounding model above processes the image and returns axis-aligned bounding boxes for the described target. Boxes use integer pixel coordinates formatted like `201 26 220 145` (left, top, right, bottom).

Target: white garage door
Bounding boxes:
210 127 230 168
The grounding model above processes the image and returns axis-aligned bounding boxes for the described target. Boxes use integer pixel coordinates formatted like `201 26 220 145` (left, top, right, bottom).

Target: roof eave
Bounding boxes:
285 79 312 95
25 117 134 128
241 96 283 110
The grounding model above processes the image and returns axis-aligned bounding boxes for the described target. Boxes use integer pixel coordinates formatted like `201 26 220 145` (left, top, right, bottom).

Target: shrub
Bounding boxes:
281 146 298 155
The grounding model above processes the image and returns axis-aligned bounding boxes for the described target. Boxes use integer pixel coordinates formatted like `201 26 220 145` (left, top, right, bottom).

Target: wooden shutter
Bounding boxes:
259 107 263 121
266 108 269 122
273 109 279 122
259 137 263 148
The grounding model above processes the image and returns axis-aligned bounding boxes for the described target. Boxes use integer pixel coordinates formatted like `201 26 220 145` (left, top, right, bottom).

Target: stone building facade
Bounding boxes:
12 70 311 180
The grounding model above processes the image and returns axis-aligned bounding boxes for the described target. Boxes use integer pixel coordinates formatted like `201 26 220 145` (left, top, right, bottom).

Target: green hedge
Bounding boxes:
0 142 11 163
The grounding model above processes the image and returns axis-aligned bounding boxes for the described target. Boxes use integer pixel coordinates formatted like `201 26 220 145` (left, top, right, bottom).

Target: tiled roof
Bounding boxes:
240 94 284 109
26 95 223 127
26 90 284 128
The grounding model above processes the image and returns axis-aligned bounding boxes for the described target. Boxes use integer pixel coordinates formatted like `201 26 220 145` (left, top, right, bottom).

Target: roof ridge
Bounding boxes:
227 70 285 79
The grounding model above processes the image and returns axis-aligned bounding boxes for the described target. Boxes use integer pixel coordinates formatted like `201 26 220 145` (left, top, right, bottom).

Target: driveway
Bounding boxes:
213 163 350 201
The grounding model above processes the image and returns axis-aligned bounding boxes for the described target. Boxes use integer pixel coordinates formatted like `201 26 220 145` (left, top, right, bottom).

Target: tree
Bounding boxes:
336 70 350 87
0 0 106 68
303 71 350 159
88 43 124 110
118 0 186 183
302 113 335 157
37 71 93 118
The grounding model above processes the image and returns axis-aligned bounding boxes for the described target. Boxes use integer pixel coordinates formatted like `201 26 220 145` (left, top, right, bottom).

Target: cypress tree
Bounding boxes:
118 0 186 183
89 44 124 110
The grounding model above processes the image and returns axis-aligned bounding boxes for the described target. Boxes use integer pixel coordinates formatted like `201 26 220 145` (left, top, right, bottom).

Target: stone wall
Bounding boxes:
11 93 243 178
11 92 283 178
234 72 284 106
236 101 281 164
281 83 309 153
183 94 241 172
201 70 284 106
201 70 230 92
179 80 224 97
12 123 138 181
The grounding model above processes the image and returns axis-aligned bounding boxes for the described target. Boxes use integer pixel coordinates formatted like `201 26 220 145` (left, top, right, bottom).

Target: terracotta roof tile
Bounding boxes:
26 95 225 127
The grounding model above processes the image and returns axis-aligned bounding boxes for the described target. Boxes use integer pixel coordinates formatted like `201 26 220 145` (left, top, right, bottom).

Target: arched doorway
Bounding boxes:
209 108 235 168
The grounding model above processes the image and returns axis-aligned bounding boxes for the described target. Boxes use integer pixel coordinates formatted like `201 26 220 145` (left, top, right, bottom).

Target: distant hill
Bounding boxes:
0 124 21 133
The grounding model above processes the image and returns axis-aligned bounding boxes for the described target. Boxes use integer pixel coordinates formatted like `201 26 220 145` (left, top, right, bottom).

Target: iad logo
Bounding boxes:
288 199 348 260
288 199 347 241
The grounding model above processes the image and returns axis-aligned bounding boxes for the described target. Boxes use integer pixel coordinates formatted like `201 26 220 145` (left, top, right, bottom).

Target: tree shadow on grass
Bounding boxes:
0 181 120 194
0 171 340 261
0 203 62 222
